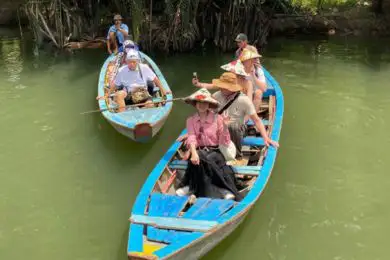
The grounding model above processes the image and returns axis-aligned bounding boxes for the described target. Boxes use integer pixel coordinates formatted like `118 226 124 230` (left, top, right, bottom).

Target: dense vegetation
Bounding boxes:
17 0 390 52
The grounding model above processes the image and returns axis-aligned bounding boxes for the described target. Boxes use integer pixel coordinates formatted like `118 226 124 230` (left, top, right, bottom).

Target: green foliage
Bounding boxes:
126 0 144 41
291 0 359 11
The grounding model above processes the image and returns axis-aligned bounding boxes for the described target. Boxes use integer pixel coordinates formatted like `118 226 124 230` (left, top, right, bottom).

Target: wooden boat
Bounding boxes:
126 68 283 259
97 52 173 142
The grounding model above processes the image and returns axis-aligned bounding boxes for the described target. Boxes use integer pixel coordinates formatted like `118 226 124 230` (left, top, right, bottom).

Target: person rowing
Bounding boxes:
106 14 129 54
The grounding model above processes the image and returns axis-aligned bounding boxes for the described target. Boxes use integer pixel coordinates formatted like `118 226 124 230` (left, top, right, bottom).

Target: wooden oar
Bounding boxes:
80 97 185 115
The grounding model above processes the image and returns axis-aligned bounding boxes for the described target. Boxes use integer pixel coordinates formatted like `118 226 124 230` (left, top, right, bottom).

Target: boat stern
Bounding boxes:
134 123 153 143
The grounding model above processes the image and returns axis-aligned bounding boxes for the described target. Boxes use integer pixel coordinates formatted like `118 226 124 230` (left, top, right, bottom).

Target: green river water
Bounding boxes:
1 28 390 260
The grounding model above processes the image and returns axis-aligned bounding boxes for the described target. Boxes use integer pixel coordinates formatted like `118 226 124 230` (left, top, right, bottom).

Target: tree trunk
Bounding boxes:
372 0 383 14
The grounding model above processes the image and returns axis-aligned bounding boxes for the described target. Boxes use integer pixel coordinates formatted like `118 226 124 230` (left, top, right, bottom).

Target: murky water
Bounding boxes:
1 30 389 260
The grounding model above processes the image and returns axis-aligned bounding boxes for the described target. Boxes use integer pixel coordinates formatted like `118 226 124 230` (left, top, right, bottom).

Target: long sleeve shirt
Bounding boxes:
186 111 230 148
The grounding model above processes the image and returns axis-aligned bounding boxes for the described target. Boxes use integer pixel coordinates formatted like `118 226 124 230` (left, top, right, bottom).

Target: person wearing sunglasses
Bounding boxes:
176 88 241 201
106 14 129 54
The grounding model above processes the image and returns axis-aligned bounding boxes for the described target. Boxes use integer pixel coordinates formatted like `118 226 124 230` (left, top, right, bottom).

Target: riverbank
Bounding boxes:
1 0 389 52
270 7 390 38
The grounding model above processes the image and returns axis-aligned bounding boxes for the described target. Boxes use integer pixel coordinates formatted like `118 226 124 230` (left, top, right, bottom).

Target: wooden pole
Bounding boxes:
17 6 24 39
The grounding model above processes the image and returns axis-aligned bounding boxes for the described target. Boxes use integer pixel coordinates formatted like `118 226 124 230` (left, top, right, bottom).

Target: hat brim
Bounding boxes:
220 63 249 77
184 99 219 109
241 54 262 62
212 79 242 92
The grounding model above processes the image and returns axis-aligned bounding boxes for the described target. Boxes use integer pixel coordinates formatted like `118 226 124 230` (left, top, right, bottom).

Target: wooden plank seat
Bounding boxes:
169 160 261 176
145 193 203 244
182 198 235 221
142 194 238 244
246 119 270 126
132 215 218 232
242 136 265 147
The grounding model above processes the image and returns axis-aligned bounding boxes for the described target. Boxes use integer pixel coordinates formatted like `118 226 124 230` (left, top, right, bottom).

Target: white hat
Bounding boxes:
220 59 249 77
124 40 136 52
126 49 140 61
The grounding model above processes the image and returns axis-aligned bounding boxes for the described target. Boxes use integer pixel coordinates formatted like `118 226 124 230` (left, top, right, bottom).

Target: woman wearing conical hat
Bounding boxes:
193 58 254 99
176 88 242 201
224 48 267 113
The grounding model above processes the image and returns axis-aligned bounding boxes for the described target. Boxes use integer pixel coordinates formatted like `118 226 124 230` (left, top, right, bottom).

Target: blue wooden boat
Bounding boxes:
97 52 173 142
126 68 284 259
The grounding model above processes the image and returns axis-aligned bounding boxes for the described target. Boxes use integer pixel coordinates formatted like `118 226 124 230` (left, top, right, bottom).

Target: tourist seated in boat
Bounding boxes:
223 48 267 112
194 58 254 101
176 88 242 201
191 72 278 160
124 39 139 52
97 50 169 112
106 14 129 54
121 40 141 64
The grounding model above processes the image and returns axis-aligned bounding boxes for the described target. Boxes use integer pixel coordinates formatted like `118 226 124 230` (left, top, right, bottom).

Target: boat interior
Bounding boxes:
103 53 168 113
128 93 276 258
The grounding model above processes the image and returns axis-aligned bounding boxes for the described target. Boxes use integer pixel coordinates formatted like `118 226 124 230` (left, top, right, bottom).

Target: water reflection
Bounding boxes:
0 38 23 83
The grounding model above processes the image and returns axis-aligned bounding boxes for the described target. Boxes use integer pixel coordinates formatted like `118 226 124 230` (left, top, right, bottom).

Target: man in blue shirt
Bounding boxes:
106 14 129 54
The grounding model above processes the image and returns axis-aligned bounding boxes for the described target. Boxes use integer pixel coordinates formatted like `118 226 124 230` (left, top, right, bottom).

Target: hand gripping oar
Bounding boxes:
80 97 185 115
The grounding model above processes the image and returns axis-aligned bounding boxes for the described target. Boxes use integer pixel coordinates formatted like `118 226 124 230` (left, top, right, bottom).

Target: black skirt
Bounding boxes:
181 147 242 201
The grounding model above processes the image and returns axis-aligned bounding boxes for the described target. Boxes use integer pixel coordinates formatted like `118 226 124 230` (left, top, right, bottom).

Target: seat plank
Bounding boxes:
169 160 261 175
148 193 189 217
131 215 218 232
147 193 190 243
242 136 265 146
147 227 198 244
182 198 211 219
182 198 235 221
246 119 269 126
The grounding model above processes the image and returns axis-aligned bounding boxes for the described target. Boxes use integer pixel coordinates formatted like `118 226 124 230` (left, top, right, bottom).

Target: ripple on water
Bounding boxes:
14 84 27 90
311 219 363 233
41 125 53 131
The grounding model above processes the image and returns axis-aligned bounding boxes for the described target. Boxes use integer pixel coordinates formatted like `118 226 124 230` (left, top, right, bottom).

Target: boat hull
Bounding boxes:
105 113 169 142
97 52 173 143
127 67 283 259
162 205 252 260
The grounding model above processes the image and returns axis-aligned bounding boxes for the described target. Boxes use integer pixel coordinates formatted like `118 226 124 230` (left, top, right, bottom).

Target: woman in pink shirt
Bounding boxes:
176 88 242 201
